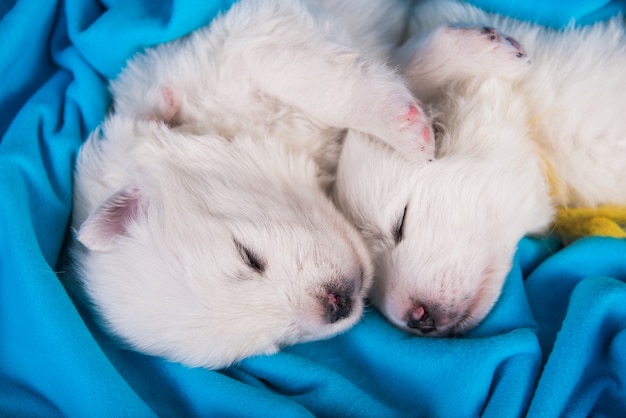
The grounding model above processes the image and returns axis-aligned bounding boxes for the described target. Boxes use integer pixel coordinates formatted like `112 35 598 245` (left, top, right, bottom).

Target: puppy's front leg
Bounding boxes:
396 25 532 102
251 42 435 161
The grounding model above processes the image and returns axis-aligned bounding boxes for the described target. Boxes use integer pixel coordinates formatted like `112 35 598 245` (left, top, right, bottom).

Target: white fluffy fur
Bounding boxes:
333 0 626 336
68 0 432 369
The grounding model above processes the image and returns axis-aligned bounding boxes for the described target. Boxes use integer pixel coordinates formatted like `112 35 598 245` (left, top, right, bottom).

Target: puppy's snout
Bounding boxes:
324 290 353 323
405 303 460 335
406 305 436 334
322 283 355 323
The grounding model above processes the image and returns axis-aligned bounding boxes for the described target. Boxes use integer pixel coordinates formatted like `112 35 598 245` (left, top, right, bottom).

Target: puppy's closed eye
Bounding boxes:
393 205 407 245
234 239 266 273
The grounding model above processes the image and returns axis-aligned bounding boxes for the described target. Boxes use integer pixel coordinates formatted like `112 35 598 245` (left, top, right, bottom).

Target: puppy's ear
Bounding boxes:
77 186 147 251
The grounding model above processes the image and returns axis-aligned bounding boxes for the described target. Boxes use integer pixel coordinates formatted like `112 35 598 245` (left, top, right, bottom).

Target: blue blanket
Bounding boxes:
1 1 625 416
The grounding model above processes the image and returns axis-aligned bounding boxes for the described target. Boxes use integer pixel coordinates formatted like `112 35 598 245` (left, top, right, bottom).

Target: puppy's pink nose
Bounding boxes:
406 305 436 333
324 289 353 324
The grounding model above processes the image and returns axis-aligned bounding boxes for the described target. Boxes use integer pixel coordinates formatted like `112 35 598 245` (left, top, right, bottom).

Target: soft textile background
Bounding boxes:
1 0 625 416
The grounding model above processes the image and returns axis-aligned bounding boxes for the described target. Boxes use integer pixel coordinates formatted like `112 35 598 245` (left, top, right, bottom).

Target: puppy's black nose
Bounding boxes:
406 305 436 334
324 290 353 323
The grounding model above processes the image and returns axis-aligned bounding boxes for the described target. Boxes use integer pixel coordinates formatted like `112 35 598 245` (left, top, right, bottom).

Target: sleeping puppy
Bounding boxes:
67 0 434 369
70 115 373 369
333 0 626 337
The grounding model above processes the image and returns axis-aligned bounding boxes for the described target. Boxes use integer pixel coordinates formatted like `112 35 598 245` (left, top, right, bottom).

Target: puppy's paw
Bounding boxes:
439 24 532 78
468 25 529 61
365 90 435 161
320 53 436 161
395 101 435 160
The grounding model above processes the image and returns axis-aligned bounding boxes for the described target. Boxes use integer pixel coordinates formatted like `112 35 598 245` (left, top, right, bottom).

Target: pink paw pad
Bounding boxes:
406 104 421 122
403 104 432 145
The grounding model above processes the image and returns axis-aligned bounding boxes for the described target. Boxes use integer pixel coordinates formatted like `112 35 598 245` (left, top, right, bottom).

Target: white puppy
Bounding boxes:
333 0 626 336
68 0 434 369
70 116 373 369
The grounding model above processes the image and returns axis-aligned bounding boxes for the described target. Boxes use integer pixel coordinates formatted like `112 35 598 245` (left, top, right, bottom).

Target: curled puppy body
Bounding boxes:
333 0 626 337
69 115 373 370
110 0 434 191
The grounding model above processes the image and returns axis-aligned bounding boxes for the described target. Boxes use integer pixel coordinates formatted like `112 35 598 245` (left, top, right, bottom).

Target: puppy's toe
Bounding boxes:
396 102 436 160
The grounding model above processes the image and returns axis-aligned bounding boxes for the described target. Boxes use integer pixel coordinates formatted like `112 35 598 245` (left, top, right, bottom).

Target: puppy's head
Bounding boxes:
71 117 373 369
333 130 528 337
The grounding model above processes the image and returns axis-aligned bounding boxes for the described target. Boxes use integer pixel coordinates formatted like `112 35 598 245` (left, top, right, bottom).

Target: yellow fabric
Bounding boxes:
530 116 626 240
553 206 626 239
